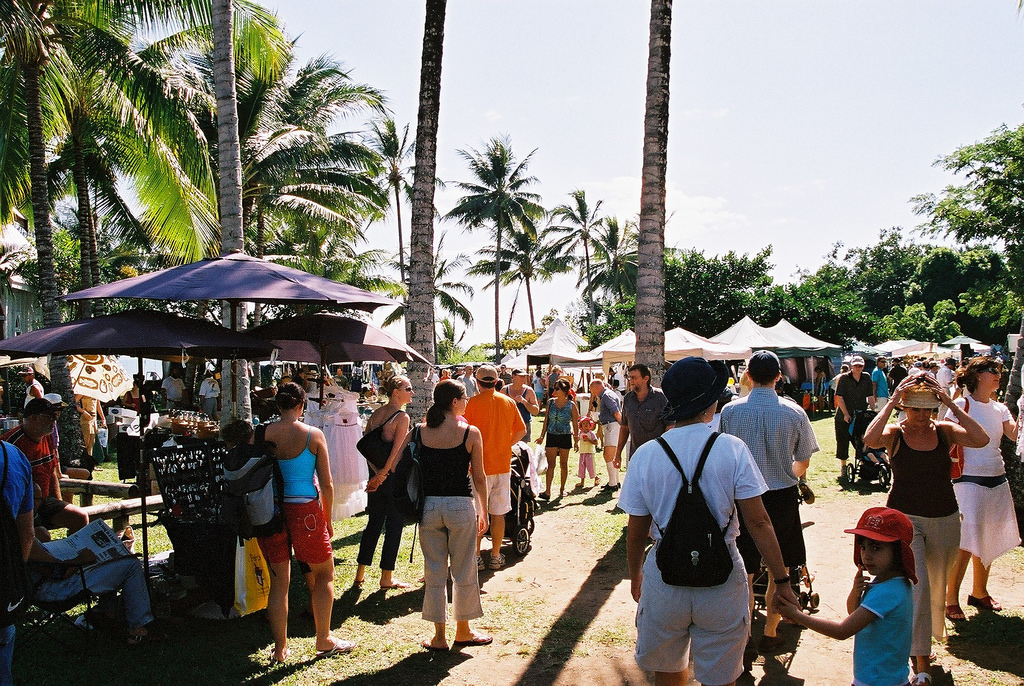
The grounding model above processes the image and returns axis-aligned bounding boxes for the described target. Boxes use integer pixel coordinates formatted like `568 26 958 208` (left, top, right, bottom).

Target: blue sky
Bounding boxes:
265 1 1024 345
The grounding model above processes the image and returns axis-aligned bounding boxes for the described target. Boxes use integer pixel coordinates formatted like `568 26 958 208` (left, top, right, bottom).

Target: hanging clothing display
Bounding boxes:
306 388 367 519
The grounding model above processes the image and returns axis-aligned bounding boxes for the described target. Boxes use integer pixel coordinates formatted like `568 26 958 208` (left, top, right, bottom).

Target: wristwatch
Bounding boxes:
774 575 791 585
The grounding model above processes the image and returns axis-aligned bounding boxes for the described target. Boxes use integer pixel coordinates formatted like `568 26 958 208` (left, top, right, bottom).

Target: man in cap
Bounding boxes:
2 396 89 534
507 369 540 440
613 364 668 487
463 364 527 570
19 365 44 408
620 357 798 686
834 355 874 475
720 350 818 657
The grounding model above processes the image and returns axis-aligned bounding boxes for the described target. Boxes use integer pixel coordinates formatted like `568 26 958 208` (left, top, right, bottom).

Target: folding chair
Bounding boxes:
18 562 98 649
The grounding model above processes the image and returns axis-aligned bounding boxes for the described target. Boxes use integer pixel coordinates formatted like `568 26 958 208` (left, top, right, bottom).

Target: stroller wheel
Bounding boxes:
513 526 531 556
810 592 820 609
527 518 535 534
799 591 810 611
879 467 892 490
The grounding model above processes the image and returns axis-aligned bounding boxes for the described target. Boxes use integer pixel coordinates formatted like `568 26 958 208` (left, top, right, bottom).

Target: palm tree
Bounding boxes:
635 0 673 381
447 136 544 362
383 232 473 334
590 216 639 300
366 117 415 286
1 0 226 452
467 223 565 331
550 189 604 328
407 0 447 409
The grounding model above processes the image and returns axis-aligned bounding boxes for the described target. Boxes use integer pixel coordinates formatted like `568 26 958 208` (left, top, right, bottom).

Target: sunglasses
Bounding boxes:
979 366 1001 374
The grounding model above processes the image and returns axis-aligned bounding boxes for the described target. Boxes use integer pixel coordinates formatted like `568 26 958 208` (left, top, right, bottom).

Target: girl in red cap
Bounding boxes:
777 507 917 686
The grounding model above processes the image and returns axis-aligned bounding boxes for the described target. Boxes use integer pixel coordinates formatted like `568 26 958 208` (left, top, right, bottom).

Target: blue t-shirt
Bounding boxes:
871 367 890 399
854 576 912 686
1 440 33 517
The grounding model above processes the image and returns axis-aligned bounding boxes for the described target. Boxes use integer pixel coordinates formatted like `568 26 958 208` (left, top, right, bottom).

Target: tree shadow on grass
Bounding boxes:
512 528 627 686
330 648 472 686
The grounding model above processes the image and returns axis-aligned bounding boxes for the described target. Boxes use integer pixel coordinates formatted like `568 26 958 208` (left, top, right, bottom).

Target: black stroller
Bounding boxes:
501 441 537 556
842 409 892 489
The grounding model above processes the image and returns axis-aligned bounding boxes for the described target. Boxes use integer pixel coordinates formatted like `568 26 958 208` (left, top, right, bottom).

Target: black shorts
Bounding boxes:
545 433 573 450
737 485 806 572
34 496 69 529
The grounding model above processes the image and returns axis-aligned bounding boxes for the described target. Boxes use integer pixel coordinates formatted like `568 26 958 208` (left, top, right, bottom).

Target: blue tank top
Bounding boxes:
277 428 319 503
547 399 573 435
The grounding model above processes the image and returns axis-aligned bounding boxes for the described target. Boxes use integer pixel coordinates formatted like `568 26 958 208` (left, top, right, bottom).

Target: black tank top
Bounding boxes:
886 427 958 518
420 428 473 497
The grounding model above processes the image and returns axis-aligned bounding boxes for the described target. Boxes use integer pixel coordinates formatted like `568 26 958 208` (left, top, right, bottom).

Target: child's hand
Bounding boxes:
852 567 868 598
773 592 801 620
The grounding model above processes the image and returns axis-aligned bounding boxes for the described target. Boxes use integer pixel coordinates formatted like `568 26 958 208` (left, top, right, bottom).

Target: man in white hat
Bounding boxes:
835 355 874 476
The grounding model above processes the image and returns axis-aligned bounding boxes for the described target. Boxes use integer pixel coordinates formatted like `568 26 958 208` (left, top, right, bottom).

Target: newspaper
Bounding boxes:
42 519 132 563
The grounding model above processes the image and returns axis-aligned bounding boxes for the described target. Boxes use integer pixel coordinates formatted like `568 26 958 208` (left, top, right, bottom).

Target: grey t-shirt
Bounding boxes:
622 386 668 450
597 389 621 425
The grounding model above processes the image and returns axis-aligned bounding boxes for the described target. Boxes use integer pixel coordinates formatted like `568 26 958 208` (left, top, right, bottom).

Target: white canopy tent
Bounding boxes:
714 316 842 358
598 328 751 366
875 340 955 358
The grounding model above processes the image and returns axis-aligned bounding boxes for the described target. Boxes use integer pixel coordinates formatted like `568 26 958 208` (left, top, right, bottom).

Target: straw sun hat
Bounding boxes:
900 383 941 410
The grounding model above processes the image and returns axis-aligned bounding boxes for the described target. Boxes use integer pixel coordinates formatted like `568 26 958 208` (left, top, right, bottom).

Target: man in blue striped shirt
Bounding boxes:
720 350 818 660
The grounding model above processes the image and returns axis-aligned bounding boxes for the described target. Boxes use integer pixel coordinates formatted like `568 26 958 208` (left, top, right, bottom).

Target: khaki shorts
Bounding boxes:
485 472 512 516
635 553 750 682
602 422 620 450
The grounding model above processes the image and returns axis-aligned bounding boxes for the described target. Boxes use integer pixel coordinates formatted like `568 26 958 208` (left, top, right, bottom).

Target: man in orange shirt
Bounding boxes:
463 364 527 571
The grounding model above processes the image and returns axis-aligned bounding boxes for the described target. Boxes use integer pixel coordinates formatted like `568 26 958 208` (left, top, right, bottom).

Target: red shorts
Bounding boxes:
257 498 332 565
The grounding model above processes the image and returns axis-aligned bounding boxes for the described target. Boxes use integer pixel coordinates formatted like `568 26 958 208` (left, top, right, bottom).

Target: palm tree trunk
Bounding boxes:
407 0 446 418
583 238 595 328
24 58 85 456
494 222 502 362
88 191 103 316
635 0 672 384
525 275 536 331
395 184 407 287
72 130 95 318
212 0 250 421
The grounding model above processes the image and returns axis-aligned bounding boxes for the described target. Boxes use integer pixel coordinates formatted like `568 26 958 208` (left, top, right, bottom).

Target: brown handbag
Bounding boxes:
949 397 970 479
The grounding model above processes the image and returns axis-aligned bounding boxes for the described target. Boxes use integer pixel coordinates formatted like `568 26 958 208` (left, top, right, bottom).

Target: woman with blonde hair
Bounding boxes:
355 375 414 589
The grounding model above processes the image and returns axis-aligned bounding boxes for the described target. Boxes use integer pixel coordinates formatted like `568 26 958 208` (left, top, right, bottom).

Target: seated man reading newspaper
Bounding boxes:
29 520 159 644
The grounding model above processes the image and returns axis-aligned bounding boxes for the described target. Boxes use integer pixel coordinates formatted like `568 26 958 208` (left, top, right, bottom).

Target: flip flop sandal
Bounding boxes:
268 648 290 665
452 635 493 648
945 604 966 621
421 640 449 651
316 639 356 658
968 595 1002 611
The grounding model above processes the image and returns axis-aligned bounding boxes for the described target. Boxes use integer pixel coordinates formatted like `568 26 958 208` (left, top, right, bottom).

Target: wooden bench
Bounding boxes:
60 478 139 507
81 495 164 532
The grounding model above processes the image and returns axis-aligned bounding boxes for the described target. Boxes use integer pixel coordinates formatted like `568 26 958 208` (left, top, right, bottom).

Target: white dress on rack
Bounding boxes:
308 389 367 520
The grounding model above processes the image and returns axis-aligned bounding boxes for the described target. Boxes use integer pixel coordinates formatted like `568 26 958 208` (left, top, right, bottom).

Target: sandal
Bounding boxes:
945 604 966 621
968 594 1002 611
268 648 290 665
126 627 166 646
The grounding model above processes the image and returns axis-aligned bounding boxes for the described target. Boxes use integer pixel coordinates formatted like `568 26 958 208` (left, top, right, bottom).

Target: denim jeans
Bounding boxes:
0 624 14 686
357 479 405 571
32 556 154 630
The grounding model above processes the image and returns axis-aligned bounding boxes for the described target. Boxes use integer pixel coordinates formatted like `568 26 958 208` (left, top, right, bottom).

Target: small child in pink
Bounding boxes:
577 416 600 488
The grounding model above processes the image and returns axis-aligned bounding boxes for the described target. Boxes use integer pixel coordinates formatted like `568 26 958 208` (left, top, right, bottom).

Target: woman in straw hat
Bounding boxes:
863 371 987 685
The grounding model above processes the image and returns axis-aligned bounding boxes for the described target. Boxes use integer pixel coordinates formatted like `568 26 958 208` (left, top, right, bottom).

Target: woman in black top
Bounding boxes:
418 379 492 651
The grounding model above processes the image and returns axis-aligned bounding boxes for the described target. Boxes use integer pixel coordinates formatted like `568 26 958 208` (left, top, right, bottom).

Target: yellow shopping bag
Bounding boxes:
234 538 271 616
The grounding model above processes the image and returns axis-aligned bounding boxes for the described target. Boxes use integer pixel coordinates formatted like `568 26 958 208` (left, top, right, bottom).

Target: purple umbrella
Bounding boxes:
249 313 429 399
62 252 398 311
0 309 276 359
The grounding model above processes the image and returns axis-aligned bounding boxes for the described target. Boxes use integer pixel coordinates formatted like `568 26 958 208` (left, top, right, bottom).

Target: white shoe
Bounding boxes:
912 672 932 685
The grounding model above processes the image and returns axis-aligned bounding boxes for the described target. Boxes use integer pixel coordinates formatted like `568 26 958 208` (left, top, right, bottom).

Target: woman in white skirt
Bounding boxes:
944 356 1019 620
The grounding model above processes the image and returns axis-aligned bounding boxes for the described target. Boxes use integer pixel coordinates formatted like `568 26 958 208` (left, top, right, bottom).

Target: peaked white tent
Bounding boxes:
508 317 590 367
875 340 955 358
714 317 842 358
596 328 751 366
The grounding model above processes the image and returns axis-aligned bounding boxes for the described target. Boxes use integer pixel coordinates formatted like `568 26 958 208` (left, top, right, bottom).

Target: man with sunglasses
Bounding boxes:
463 365 527 571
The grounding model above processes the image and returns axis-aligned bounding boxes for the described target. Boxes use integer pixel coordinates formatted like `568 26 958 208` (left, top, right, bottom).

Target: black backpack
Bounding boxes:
654 433 734 587
391 427 424 524
0 443 30 626
220 425 284 540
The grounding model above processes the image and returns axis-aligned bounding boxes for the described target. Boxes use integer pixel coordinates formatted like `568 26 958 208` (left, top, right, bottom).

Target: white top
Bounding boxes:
619 424 767 544
199 378 220 398
23 379 43 407
949 395 1011 477
161 376 185 401
936 366 956 389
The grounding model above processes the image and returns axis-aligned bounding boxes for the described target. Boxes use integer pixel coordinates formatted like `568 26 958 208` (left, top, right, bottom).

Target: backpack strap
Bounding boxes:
462 427 471 446
656 432 719 495
369 410 404 433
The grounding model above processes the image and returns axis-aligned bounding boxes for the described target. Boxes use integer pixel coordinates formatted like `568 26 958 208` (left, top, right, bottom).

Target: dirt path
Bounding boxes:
432 484 1024 686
